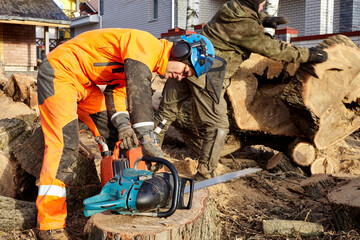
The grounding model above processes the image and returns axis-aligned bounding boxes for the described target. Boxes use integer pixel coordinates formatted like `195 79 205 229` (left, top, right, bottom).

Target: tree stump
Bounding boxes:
328 177 360 232
0 195 37 232
84 189 221 240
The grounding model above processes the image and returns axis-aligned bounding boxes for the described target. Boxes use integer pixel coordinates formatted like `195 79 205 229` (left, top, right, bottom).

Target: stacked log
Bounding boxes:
171 35 360 178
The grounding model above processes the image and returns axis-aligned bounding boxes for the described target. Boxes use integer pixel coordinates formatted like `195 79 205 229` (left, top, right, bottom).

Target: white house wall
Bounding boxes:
102 0 172 38
73 23 100 36
198 0 227 26
278 0 306 36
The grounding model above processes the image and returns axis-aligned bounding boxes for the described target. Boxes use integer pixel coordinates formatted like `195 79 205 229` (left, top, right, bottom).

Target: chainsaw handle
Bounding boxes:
138 156 180 218
178 177 194 209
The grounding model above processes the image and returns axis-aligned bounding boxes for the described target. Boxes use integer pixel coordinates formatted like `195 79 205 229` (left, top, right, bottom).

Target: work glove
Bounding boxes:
141 134 164 172
262 16 288 29
307 47 328 63
117 123 139 149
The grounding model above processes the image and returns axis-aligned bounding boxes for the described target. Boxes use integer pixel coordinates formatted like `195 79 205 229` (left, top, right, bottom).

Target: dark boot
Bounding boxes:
37 228 70 240
195 128 228 180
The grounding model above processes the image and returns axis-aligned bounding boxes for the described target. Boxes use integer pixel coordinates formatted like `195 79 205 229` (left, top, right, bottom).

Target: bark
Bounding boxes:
299 174 337 199
263 219 324 237
0 195 37 232
328 177 360 232
84 189 221 240
0 116 38 158
13 126 101 207
266 152 304 175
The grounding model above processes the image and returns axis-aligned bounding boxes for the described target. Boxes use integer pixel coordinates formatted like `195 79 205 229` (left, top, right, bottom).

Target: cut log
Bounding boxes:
227 54 300 136
0 152 17 198
3 73 38 110
0 91 38 120
84 189 221 240
0 195 37 232
288 138 316 166
0 116 38 158
282 44 360 149
315 133 360 175
13 126 101 207
266 152 304 175
263 219 324 237
328 177 360 232
310 157 338 175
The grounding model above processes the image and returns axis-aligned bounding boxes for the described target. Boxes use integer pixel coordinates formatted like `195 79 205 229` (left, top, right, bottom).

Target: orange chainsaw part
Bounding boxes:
100 141 164 187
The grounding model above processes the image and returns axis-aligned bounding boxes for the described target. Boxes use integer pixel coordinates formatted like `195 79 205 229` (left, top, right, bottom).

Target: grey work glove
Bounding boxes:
141 134 164 172
262 16 288 29
308 47 328 63
117 123 139 149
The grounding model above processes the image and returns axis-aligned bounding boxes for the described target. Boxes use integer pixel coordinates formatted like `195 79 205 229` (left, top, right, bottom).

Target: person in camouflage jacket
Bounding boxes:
155 0 327 180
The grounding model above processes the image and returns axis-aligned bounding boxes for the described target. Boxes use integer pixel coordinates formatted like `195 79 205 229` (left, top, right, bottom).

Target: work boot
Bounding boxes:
37 228 70 240
196 128 228 181
194 171 215 181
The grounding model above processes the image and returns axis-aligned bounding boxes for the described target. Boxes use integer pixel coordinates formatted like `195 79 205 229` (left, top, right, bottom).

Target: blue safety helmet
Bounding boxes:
171 34 215 77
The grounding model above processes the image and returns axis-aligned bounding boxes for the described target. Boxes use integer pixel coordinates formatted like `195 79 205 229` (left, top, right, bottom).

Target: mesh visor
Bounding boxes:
205 55 227 104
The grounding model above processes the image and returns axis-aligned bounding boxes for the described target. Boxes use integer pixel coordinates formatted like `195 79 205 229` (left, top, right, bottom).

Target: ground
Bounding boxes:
1 130 360 240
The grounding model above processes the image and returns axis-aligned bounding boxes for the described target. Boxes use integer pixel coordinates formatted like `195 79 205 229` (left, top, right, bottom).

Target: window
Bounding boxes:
152 0 158 20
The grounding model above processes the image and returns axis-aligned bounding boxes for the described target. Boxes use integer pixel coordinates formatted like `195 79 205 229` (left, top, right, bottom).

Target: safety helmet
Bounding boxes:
171 34 215 77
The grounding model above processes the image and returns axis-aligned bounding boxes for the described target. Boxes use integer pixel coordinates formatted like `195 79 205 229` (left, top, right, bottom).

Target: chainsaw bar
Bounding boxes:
184 168 262 193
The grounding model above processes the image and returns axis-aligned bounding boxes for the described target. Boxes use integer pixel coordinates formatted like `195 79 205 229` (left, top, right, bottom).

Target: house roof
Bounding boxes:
0 0 71 27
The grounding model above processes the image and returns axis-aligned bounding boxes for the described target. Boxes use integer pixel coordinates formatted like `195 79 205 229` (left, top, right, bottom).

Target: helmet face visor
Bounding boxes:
204 55 227 104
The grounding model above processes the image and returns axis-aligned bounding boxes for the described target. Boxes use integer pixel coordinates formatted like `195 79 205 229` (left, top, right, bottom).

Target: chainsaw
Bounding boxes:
83 137 194 218
83 135 262 218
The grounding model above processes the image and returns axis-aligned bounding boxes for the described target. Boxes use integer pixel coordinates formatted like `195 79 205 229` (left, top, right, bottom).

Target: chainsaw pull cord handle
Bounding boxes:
134 156 180 218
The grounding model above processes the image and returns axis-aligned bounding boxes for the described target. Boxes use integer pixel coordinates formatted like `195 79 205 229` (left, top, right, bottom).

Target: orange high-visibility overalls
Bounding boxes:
36 28 173 230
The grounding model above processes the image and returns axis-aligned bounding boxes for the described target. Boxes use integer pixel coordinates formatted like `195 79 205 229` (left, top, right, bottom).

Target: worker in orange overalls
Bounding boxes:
36 28 217 240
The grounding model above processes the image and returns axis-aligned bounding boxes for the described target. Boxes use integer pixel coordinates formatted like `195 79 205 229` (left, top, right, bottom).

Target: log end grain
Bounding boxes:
291 142 316 166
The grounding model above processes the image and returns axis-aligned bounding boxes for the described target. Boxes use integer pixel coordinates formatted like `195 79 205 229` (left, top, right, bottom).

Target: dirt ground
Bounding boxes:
1 130 360 240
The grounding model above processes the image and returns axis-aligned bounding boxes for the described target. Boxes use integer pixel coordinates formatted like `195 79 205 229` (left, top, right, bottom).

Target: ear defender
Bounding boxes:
171 40 192 61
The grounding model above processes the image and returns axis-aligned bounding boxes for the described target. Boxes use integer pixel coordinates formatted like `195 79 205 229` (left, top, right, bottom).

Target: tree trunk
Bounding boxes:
84 189 221 240
328 177 360 232
0 195 37 232
282 44 360 149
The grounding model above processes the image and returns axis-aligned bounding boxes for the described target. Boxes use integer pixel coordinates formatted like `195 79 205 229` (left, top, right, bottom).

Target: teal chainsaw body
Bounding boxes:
83 156 194 218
